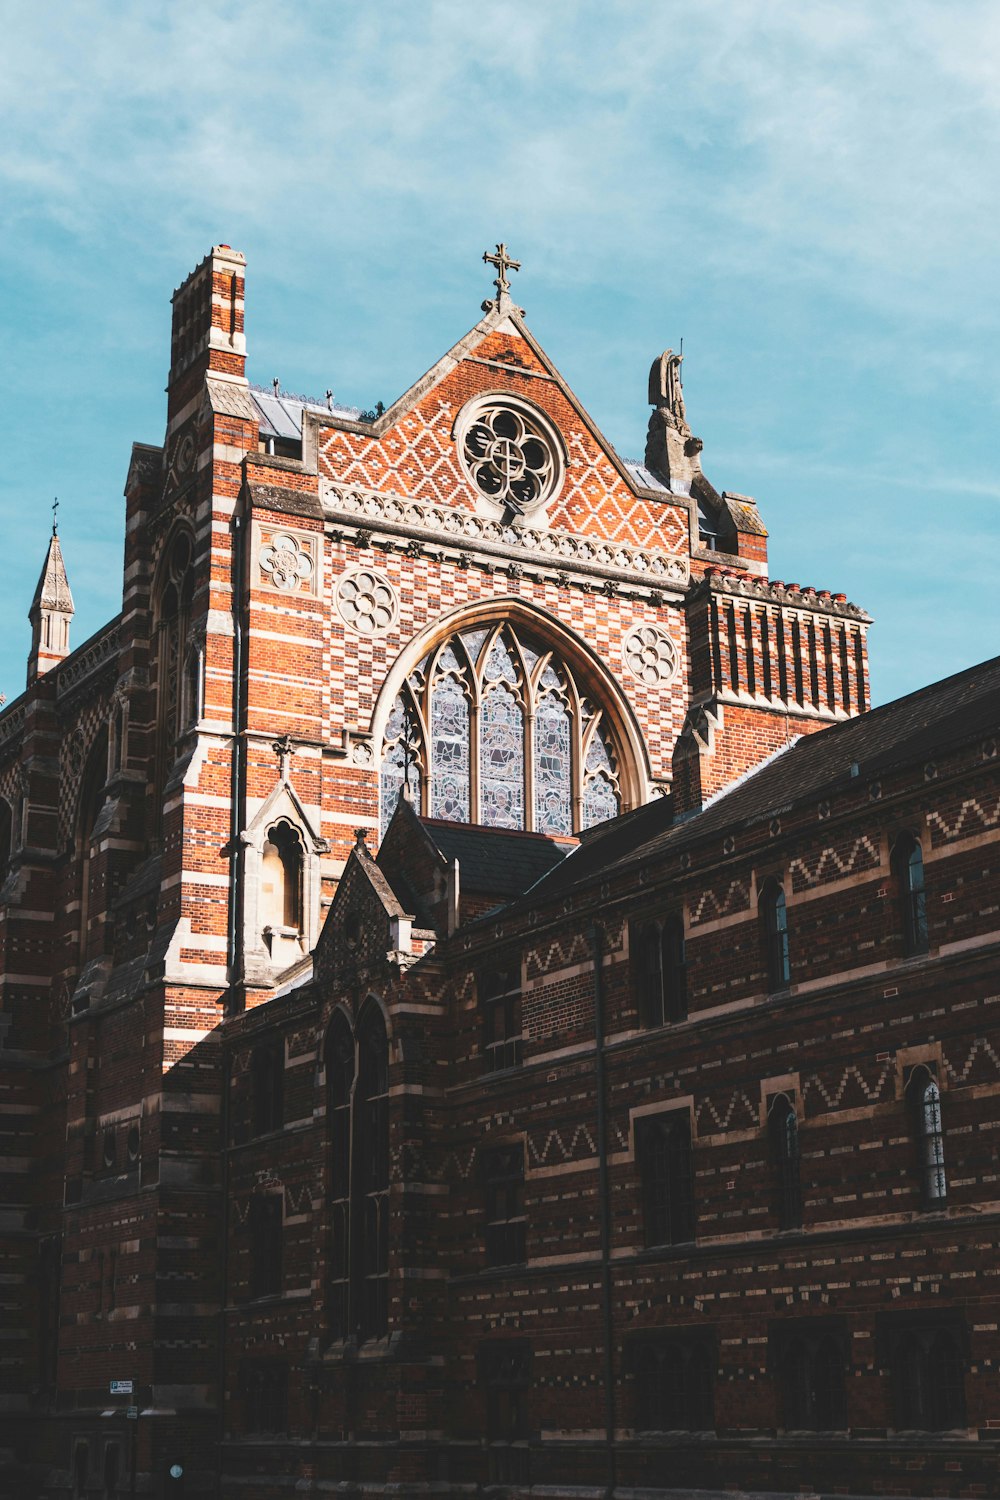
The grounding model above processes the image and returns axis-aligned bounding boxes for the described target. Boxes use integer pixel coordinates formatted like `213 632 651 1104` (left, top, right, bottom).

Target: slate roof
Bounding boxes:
418 817 574 898
507 654 1000 911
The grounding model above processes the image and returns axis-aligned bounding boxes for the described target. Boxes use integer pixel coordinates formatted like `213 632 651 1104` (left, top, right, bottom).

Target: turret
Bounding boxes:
27 518 74 685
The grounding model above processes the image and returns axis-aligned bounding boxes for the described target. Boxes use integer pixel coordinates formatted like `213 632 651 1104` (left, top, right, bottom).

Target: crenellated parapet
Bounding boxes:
689 565 871 722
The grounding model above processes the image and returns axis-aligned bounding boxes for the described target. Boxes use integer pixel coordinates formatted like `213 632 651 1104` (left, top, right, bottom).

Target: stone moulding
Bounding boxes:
0 703 27 750
700 567 871 623
56 620 121 701
321 481 690 592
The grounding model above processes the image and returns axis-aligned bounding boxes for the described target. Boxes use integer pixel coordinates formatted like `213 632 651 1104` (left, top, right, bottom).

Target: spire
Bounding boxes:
27 521 75 685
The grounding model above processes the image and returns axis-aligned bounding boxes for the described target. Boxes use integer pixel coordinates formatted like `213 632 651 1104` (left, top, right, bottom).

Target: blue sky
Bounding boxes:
2 1 998 706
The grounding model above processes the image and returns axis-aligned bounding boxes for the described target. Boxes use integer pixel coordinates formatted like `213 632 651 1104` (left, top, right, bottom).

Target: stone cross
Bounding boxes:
52 497 59 535
483 243 522 301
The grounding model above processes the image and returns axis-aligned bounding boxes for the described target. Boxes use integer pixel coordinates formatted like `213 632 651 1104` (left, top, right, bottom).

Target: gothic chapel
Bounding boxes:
3 245 997 1499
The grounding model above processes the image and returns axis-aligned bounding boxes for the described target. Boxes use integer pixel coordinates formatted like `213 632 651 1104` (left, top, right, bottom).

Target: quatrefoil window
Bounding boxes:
457 398 562 516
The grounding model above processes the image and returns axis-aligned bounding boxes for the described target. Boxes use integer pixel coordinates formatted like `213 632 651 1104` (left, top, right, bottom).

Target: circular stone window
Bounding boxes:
623 625 678 687
335 567 399 636
456 398 562 517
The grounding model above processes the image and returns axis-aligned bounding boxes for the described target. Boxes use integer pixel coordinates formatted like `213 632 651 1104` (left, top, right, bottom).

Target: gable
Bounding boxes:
315 317 690 555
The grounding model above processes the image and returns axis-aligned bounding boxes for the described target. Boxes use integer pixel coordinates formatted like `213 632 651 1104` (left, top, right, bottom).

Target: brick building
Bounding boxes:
0 244 996 1498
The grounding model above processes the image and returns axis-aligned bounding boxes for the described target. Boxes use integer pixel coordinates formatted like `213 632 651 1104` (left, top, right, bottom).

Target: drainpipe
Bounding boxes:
218 505 244 1494
226 510 244 980
588 923 616 1500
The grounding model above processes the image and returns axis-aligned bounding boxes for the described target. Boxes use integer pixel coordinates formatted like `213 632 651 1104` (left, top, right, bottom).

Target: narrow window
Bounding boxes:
760 879 791 990
768 1094 802 1231
662 914 687 1022
637 1113 695 1246
907 1066 946 1208
635 1338 715 1431
251 1040 284 1137
261 821 303 938
103 1442 121 1500
634 917 686 1028
892 833 928 956
481 1343 531 1485
482 966 522 1073
73 1443 89 1500
357 1005 389 1341
241 1359 288 1435
325 1013 354 1341
889 1322 966 1430
483 1146 526 1267
774 1325 847 1431
249 1194 283 1299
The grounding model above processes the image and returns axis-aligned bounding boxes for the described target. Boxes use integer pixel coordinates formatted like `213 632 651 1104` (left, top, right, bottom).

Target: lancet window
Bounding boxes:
380 624 623 837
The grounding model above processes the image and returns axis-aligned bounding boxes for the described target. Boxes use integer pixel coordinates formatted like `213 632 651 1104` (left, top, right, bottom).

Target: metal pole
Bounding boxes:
129 1412 137 1500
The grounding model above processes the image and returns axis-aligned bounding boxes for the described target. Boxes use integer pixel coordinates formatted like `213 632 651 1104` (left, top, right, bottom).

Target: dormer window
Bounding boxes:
697 500 720 551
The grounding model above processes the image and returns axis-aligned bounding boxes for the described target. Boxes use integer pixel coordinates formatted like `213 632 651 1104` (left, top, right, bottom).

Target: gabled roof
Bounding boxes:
508 653 1000 911
417 816 574 898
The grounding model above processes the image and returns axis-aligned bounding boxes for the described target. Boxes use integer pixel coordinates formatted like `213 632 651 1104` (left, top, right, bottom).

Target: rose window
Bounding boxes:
461 404 557 514
336 568 399 636
624 625 678 687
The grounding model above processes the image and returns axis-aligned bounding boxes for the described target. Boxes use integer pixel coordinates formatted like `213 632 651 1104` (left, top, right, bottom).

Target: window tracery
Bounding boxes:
380 623 624 837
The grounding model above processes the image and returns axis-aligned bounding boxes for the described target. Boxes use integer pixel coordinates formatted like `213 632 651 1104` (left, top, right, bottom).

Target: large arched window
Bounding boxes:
379 623 623 837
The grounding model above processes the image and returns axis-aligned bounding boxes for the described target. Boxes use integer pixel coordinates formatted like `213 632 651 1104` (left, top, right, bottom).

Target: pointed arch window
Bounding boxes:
325 1013 354 1342
261 820 304 953
153 529 195 780
380 623 625 836
324 1005 390 1345
760 878 791 990
906 1065 947 1208
768 1093 802 1230
892 832 928 956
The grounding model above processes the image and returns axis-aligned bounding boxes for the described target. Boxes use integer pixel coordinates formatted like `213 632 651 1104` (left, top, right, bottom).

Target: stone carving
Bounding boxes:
323 482 689 590
257 529 316 593
648 349 687 427
335 568 399 636
623 625 678 687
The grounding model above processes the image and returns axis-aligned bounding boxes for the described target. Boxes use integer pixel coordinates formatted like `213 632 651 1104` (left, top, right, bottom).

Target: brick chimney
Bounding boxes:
167 244 246 421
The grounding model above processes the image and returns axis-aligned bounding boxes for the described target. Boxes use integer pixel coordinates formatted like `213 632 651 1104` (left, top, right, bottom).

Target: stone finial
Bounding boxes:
354 828 368 849
27 525 75 685
272 734 294 780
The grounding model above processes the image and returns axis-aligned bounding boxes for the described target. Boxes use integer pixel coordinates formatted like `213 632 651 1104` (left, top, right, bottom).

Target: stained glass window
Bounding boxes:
480 685 525 829
534 691 572 835
379 623 624 837
380 693 421 837
430 655 470 822
582 727 619 828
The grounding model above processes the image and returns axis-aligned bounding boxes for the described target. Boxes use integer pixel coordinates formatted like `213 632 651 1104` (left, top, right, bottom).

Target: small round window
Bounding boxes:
457 399 561 516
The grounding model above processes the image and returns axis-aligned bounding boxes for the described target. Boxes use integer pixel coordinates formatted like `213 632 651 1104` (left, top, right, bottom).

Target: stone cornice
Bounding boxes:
697 566 871 624
55 618 121 702
321 481 689 594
